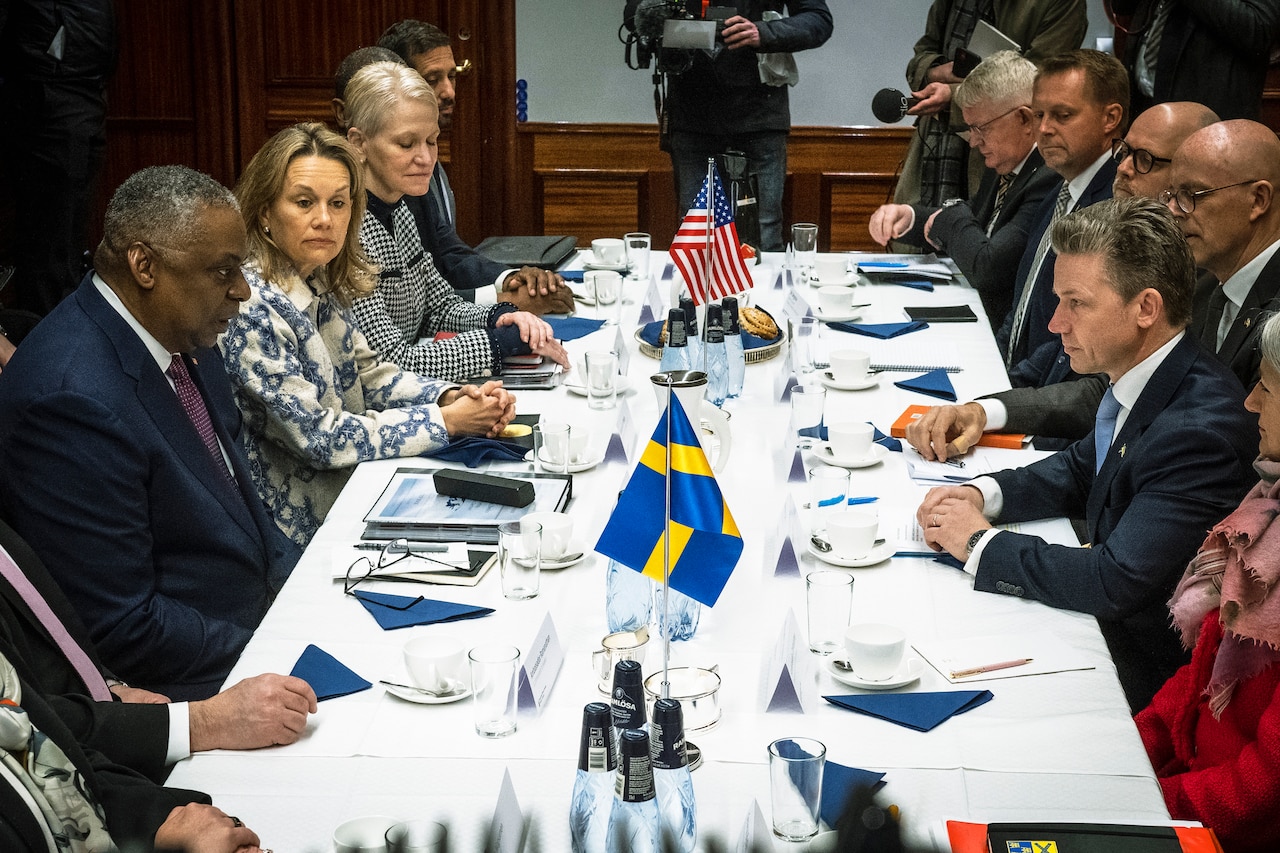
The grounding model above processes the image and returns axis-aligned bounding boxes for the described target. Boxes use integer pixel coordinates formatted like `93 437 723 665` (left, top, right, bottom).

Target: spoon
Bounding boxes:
379 679 465 698
810 535 885 553
831 658 854 672
542 552 584 567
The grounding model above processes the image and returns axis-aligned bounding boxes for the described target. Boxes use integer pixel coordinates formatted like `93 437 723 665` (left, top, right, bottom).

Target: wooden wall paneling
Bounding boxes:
535 171 647 241
456 0 517 243
827 173 902 252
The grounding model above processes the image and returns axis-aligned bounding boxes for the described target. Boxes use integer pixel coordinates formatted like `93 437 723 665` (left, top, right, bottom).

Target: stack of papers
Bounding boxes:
914 631 1097 684
850 252 955 281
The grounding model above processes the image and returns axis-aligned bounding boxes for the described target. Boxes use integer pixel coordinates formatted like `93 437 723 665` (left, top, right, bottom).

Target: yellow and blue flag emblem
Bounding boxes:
594 393 742 607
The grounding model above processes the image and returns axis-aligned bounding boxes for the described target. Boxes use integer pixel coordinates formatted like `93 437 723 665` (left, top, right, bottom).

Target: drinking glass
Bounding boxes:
469 644 521 738
791 223 818 273
498 519 540 600
585 350 618 410
625 232 651 280
533 421 570 474
768 737 826 841
806 570 853 655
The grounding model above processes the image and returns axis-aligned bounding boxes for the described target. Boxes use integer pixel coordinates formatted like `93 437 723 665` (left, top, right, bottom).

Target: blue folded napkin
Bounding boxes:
893 368 957 401
352 590 494 631
886 278 934 291
558 270 585 283
820 762 887 827
641 319 776 350
826 321 929 339
546 316 606 341
823 690 993 732
798 423 827 440
289 644 372 701
423 436 528 468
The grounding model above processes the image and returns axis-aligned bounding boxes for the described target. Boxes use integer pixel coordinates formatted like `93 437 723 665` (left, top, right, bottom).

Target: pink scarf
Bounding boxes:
1169 457 1280 717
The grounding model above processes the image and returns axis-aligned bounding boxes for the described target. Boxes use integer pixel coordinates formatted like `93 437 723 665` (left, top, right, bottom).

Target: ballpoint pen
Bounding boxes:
950 658 1033 679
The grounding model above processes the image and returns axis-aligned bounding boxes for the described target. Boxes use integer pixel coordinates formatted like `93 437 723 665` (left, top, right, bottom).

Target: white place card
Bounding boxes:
760 495 802 577
612 397 640 466
773 368 799 402
641 276 665 325
782 287 811 321
760 608 814 713
613 326 631 375
734 799 771 853
485 768 525 853
517 612 564 713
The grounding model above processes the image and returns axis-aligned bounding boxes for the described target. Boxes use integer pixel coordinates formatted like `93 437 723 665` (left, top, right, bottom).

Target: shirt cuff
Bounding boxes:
166 702 192 764
475 282 500 306
970 476 1003 519
962 528 1002 577
978 398 1008 432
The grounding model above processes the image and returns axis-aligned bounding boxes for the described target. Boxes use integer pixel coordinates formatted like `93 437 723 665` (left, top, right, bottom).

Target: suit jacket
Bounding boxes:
908 148 1057 328
403 165 508 300
996 157 1118 387
979 334 1256 711
0 645 206 853
0 517 171 782
1115 0 1280 121
0 275 299 701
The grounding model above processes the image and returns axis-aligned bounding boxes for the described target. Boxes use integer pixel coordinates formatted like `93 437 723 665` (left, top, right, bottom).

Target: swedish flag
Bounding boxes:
594 393 742 607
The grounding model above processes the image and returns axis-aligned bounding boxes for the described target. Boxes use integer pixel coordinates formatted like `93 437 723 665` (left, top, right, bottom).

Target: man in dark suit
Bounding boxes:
906 101 1221 455
869 50 1056 329
0 515 316 783
374 20 573 314
0 165 300 701
1113 0 1280 121
918 197 1257 711
996 49 1128 388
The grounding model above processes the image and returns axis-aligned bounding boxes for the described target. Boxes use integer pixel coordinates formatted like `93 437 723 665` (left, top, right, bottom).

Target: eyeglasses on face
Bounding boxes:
1111 138 1172 175
967 104 1026 142
1158 179 1262 214
343 538 425 610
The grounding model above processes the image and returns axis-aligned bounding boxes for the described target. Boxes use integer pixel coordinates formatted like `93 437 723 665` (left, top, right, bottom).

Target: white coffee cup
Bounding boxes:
521 511 573 559
592 238 625 265
827 422 874 460
334 815 400 853
828 349 870 384
585 269 621 304
817 286 854 316
843 623 906 682
813 255 849 282
826 509 878 559
403 636 467 694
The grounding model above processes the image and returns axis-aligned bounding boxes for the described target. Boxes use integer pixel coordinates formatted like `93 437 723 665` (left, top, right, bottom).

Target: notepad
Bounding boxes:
904 305 978 323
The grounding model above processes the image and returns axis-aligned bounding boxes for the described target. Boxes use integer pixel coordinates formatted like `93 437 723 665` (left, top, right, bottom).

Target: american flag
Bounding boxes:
670 170 753 305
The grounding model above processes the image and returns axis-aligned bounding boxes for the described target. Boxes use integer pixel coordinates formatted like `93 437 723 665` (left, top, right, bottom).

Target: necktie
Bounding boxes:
1094 387 1122 474
1007 183 1072 366
1142 1 1172 86
0 544 112 701
167 355 238 491
986 173 1014 237
1201 285 1229 352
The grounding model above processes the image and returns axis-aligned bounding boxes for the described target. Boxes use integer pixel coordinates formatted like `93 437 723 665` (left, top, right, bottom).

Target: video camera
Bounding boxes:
620 0 698 74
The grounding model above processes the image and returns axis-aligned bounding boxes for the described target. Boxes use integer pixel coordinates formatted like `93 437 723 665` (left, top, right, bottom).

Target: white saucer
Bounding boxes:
814 307 863 323
537 449 603 474
806 539 894 568
817 442 889 469
808 273 858 287
807 831 839 852
820 372 879 392
563 375 632 396
382 679 472 705
540 546 588 571
827 657 923 690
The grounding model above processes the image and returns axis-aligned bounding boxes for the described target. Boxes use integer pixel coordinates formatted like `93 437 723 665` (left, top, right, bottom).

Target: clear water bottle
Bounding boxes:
650 698 696 853
680 296 704 371
606 729 662 853
722 296 746 399
658 308 692 374
571 702 616 853
606 559 652 634
702 304 729 408
653 583 700 641
610 659 647 738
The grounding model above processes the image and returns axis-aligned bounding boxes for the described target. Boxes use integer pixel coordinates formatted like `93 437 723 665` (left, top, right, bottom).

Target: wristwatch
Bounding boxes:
965 529 986 555
940 197 967 209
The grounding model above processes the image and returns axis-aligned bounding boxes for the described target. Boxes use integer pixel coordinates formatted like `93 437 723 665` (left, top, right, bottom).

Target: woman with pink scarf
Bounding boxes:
1136 312 1280 852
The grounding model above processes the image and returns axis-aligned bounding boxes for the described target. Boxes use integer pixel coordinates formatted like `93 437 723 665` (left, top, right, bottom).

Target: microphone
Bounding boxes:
872 88 920 124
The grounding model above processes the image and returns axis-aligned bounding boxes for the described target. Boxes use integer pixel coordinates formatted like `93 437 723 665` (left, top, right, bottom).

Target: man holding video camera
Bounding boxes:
664 1 832 252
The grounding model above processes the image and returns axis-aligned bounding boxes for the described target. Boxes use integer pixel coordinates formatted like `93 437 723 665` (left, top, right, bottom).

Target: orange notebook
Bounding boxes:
946 820 1223 853
890 404 1027 450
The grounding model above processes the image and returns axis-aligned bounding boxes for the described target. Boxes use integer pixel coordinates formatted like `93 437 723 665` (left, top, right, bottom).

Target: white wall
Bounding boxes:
515 0 1116 127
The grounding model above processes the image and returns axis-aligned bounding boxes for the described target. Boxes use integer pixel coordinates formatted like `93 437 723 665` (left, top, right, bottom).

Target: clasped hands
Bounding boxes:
499 266 575 315
916 484 990 561
440 381 518 438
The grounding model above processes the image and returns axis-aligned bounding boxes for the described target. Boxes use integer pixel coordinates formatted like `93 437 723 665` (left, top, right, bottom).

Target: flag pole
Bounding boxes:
700 158 715 373
661 376 674 700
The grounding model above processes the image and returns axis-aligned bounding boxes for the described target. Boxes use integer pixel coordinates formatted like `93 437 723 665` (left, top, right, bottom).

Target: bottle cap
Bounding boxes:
610 659 647 731
704 304 725 343
649 698 688 769
665 308 688 348
616 729 656 802
680 296 699 335
577 701 616 773
722 297 742 334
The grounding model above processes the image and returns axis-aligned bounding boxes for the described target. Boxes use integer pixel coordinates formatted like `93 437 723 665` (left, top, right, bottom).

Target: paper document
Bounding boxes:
914 631 1096 684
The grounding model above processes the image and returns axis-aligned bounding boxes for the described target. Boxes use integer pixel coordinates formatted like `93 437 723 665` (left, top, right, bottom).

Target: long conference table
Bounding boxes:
168 253 1174 851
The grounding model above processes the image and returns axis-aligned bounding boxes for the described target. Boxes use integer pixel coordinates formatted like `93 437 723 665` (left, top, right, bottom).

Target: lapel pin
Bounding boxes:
1119 444 1127 458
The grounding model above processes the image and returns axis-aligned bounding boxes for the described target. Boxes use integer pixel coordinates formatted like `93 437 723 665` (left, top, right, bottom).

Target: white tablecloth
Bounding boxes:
168 253 1170 851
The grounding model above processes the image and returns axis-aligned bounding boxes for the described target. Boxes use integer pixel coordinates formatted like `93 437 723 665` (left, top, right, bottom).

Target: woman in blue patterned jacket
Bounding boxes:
344 61 570 381
220 123 516 545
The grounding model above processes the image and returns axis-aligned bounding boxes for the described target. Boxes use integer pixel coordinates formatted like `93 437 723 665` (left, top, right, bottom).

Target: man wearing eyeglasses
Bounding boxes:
869 51 1056 329
906 101 1223 458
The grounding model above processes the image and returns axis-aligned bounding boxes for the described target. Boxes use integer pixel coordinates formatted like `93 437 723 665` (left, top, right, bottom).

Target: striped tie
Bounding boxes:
1142 1 1172 86
167 355 239 491
986 173 1014 237
1007 183 1072 366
